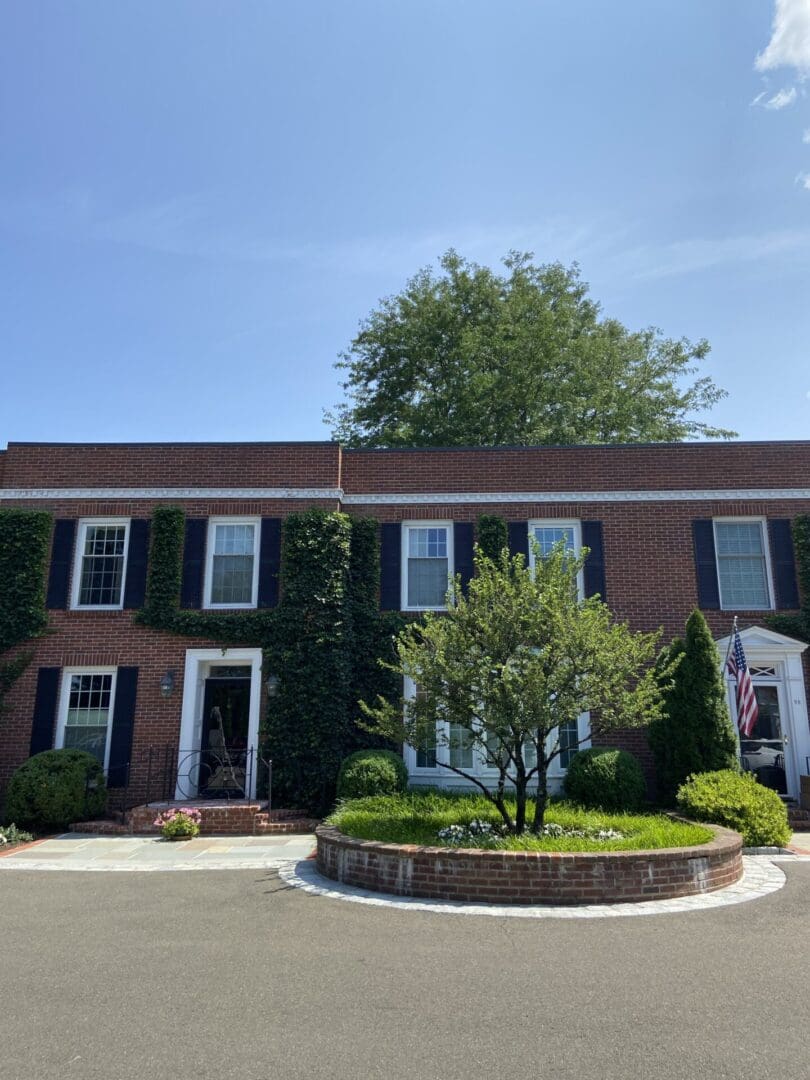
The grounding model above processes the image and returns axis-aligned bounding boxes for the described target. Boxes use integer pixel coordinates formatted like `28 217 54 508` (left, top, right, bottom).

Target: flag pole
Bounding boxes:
721 615 737 674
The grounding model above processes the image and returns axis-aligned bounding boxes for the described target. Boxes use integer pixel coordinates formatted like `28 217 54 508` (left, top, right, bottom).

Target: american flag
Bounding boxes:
727 628 758 738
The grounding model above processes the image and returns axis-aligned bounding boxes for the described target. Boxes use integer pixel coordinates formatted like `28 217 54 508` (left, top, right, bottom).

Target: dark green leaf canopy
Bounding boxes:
327 250 735 447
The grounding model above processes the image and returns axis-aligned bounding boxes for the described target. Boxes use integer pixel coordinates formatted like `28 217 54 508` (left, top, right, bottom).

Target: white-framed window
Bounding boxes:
401 521 454 611
71 519 130 610
713 518 773 611
204 518 260 609
404 677 589 778
55 667 118 770
528 519 583 598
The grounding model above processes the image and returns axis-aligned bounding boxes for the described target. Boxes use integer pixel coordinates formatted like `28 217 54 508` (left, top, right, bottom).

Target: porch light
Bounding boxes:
160 670 176 698
265 674 280 698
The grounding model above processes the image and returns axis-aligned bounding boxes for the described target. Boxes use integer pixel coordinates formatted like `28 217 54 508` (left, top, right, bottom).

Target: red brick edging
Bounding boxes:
316 824 743 905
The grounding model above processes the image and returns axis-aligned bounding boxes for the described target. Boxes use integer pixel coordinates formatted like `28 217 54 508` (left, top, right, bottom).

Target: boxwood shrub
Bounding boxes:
676 769 791 848
336 749 408 801
4 749 106 832
563 747 647 811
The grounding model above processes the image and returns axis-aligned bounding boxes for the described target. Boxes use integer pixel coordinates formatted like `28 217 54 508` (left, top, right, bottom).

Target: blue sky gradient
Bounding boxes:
2 1 809 444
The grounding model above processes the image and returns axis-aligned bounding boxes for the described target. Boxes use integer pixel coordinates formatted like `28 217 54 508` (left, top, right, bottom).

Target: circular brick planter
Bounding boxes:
316 823 743 905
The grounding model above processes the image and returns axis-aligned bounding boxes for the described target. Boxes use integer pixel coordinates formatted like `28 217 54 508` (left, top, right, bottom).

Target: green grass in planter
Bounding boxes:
327 791 713 852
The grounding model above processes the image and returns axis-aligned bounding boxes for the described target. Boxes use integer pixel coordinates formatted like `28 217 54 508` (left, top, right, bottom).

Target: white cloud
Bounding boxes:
803 127 810 141
796 171 810 188
755 0 810 74
757 85 799 109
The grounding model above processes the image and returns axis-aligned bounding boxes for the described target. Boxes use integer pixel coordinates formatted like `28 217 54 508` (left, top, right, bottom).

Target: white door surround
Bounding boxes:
177 647 263 799
715 626 809 800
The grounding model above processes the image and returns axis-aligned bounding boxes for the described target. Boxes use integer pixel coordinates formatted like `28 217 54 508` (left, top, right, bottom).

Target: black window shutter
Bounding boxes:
582 521 606 601
180 519 207 609
29 667 61 756
122 519 150 609
107 667 138 788
380 523 402 611
453 522 474 595
45 520 76 610
507 521 529 561
769 519 800 610
692 520 720 610
258 518 282 608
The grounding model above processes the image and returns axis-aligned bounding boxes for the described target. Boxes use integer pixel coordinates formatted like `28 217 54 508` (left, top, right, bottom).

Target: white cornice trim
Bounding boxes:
0 487 343 501
341 488 810 505
1 486 809 504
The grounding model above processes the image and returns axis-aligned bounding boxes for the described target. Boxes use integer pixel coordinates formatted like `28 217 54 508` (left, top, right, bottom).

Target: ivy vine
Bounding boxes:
137 505 400 812
477 514 508 561
767 514 810 643
0 509 53 715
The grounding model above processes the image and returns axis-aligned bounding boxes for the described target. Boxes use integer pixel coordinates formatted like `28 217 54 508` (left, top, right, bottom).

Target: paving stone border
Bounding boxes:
280 855 790 919
316 823 743 905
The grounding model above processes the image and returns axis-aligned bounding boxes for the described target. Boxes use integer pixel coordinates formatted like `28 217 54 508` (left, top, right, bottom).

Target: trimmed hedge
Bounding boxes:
337 750 409 800
676 769 791 848
563 747 647 812
4 749 106 832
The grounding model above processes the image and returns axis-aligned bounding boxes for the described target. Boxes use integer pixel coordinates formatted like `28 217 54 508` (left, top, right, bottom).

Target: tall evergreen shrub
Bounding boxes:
648 609 738 804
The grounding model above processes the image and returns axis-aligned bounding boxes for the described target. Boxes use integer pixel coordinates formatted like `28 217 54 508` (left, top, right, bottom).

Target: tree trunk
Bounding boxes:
532 765 548 832
515 781 526 834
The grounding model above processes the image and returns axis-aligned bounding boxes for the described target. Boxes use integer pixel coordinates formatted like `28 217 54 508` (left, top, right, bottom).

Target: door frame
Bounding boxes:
177 648 263 799
715 626 809 801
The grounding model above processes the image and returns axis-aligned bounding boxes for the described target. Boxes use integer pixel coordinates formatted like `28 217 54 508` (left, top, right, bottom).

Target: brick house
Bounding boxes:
0 439 808 811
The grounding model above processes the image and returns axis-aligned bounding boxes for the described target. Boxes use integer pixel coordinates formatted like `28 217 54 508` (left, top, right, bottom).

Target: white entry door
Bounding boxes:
738 673 790 796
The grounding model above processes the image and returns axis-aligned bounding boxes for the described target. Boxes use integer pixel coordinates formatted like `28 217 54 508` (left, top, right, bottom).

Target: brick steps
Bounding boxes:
69 803 318 837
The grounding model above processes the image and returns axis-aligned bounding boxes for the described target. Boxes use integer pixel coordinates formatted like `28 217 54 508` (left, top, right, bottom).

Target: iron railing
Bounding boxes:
101 745 272 812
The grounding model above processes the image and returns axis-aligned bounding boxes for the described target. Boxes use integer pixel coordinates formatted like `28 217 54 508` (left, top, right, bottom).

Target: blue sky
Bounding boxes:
2 1 809 445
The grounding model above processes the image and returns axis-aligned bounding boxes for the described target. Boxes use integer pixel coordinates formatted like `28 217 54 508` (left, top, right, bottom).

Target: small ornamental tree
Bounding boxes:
648 609 739 804
360 546 664 834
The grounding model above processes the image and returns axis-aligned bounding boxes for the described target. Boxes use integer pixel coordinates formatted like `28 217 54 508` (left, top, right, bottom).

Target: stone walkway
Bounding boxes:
281 853 799 919
0 833 317 871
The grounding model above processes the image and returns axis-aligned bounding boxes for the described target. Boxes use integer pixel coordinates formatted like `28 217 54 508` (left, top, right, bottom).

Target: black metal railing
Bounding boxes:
103 744 272 811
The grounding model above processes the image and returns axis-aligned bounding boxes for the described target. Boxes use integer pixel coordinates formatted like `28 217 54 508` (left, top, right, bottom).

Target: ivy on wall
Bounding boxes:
477 514 508 561
136 506 277 643
0 509 53 714
137 505 401 812
767 514 810 643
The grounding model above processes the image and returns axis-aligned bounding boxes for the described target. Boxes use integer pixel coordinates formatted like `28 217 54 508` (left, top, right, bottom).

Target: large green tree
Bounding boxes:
360 544 664 833
327 250 735 447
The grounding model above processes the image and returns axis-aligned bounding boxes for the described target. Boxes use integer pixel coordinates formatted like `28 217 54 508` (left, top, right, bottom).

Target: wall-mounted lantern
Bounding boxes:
265 673 280 698
160 670 176 699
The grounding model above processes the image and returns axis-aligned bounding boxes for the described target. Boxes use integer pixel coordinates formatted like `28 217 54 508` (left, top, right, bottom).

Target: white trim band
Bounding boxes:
0 487 342 501
341 488 810 505
1 486 809 504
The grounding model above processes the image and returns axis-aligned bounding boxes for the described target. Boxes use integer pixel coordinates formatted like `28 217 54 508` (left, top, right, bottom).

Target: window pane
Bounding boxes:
408 528 447 559
717 557 769 608
558 721 579 770
407 558 448 607
715 523 769 608
78 525 126 605
64 674 112 766
715 523 764 557
449 723 473 769
211 524 255 604
533 526 574 558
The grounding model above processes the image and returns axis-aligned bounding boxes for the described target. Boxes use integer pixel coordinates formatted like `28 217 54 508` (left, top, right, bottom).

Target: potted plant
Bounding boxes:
153 807 202 841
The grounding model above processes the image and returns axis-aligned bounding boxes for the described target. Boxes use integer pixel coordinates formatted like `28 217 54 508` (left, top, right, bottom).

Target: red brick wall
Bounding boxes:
2 442 341 489
316 824 743 904
342 441 810 494
1 439 808 804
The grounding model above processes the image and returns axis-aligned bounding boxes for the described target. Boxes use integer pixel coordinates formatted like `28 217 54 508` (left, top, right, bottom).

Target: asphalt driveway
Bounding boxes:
4 862 810 1080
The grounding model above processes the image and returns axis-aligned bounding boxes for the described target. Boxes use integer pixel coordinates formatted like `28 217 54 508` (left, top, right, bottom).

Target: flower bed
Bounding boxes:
316 824 742 904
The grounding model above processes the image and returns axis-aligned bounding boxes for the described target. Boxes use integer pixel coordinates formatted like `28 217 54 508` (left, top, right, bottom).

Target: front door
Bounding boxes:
199 669 252 799
739 681 789 795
